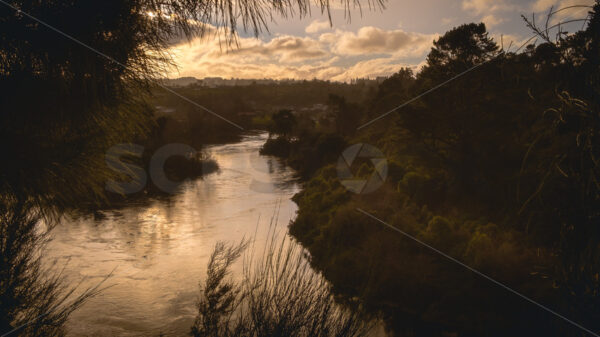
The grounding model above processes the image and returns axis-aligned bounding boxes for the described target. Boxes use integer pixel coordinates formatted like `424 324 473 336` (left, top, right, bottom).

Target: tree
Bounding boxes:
328 94 361 136
518 1 600 302
421 23 499 80
406 23 502 166
0 0 382 212
269 109 297 139
0 1 382 335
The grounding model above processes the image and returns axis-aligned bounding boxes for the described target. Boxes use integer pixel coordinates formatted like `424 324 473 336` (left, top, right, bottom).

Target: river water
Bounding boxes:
44 132 301 336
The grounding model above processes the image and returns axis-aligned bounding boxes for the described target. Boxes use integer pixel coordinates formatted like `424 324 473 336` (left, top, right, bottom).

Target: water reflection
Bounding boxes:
43 132 300 336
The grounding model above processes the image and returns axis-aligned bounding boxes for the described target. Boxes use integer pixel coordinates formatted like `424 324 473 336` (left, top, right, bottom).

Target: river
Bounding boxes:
43 132 301 336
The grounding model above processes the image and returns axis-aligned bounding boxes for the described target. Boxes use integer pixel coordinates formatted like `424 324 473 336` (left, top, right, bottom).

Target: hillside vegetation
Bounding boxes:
262 8 600 337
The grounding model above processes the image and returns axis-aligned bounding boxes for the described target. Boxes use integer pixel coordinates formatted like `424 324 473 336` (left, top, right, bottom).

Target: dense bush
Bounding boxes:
0 203 104 336
285 5 600 336
260 137 292 157
192 231 373 337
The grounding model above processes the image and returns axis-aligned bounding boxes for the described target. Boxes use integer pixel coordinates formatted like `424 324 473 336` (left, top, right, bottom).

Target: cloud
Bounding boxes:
482 14 504 28
328 26 436 56
160 0 594 82
168 25 437 81
168 57 347 81
462 0 518 15
531 0 594 12
529 0 593 28
531 0 556 11
305 20 331 34
441 17 457 26
461 0 526 29
228 36 328 62
531 0 594 18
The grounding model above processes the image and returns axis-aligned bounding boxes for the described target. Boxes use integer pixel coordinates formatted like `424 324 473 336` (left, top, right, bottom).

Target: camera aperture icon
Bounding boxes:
337 143 387 194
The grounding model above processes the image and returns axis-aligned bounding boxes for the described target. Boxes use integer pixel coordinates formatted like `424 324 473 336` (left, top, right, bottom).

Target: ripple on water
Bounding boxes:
43 132 301 336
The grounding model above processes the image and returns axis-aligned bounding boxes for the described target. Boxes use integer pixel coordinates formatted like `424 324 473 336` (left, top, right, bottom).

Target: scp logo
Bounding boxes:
336 143 387 194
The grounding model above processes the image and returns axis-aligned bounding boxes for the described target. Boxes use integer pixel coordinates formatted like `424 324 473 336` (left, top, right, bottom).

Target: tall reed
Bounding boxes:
0 202 108 337
192 216 372 337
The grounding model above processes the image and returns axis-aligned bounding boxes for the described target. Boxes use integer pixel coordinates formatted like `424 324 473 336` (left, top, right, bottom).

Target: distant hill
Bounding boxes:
162 77 199 87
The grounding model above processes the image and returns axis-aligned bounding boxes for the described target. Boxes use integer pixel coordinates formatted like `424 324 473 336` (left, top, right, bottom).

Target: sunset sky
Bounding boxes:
167 0 594 81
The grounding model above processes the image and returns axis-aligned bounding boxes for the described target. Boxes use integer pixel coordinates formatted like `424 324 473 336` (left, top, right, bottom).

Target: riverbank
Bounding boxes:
257 17 600 335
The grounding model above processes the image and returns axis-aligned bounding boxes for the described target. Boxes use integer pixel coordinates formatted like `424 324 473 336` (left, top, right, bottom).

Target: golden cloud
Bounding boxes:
167 24 436 81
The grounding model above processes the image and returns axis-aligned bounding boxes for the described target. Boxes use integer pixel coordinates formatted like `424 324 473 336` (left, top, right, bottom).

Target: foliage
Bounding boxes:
0 202 106 336
151 79 377 144
0 0 381 215
192 228 372 337
328 94 362 136
0 0 382 335
422 23 498 78
191 241 248 337
260 137 292 157
285 4 600 336
268 110 297 139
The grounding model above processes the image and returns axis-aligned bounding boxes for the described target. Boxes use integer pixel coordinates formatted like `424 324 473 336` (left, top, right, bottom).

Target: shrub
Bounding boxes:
192 228 373 337
259 137 292 157
0 203 105 336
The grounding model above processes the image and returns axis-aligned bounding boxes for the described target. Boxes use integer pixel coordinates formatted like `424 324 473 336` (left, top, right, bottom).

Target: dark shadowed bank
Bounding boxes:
262 6 600 337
